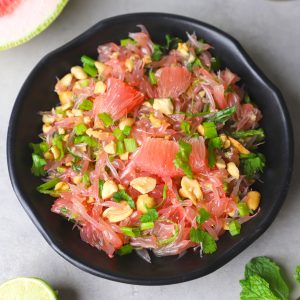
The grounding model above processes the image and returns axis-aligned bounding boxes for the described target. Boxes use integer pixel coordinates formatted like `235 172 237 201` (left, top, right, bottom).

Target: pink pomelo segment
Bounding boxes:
133 138 208 177
156 66 192 98
0 0 21 16
97 77 144 120
133 138 183 177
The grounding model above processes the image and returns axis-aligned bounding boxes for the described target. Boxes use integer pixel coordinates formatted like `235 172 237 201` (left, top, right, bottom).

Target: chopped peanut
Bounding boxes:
136 194 156 214
59 91 73 105
130 177 157 194
102 180 118 199
94 81 106 94
103 141 116 155
246 191 261 210
60 73 73 87
50 146 60 160
227 162 240 179
197 124 205 136
179 176 203 205
54 182 69 192
42 114 55 124
153 98 174 115
220 134 231 149
102 201 133 223
71 66 88 80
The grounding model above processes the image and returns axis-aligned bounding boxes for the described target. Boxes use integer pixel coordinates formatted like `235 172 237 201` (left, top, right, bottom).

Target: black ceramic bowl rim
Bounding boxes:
7 13 294 285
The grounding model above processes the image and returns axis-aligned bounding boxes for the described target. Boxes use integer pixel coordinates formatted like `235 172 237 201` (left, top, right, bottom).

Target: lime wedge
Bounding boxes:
0 277 57 300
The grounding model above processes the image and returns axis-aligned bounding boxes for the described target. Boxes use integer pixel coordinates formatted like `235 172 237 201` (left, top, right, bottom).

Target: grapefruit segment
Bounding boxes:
133 138 183 177
97 77 144 120
156 66 192 98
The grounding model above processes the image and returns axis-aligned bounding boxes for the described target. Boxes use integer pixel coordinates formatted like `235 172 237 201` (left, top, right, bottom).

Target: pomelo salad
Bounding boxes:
30 25 266 260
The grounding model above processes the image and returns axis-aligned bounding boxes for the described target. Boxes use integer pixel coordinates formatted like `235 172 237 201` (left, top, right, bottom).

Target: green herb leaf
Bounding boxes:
240 152 266 178
240 275 281 300
151 44 163 61
71 162 82 173
30 142 49 156
158 223 179 246
231 128 265 140
116 244 133 256
120 227 141 237
113 190 135 208
180 120 191 135
116 141 125 155
165 34 182 50
98 112 113 127
203 122 218 138
81 55 95 67
82 172 90 186
207 137 222 168
122 125 131 136
173 140 193 178
190 227 217 254
294 266 300 284
74 135 98 148
163 183 168 200
229 220 241 236
37 178 60 195
244 257 289 300
79 99 93 111
31 154 47 176
196 208 211 225
124 138 137 153
140 222 155 231
83 64 97 78
99 179 105 197
113 128 124 141
120 38 137 46
140 208 158 223
74 123 87 136
207 105 237 124
52 134 64 160
211 57 221 71
244 94 251 103
149 69 157 85
238 202 250 217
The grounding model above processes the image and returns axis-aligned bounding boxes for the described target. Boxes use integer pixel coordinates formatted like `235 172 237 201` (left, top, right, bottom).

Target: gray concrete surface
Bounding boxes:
1 0 300 299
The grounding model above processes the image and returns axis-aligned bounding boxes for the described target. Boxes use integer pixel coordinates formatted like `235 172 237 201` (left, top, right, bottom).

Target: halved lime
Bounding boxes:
0 277 57 300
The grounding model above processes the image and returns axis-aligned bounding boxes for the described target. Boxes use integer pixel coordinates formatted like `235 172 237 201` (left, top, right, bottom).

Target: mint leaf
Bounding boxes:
31 154 47 176
240 275 281 300
294 266 300 284
244 257 289 300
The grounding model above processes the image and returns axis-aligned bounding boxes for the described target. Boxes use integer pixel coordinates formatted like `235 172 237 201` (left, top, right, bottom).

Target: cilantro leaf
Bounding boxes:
207 137 222 168
31 154 47 176
196 208 210 225
173 140 193 178
113 190 135 209
294 266 300 284
244 257 289 300
140 208 158 223
240 275 281 300
190 228 217 254
30 142 49 156
240 153 266 178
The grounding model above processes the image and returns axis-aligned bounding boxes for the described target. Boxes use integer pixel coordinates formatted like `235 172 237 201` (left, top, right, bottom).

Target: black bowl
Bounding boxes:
7 13 293 285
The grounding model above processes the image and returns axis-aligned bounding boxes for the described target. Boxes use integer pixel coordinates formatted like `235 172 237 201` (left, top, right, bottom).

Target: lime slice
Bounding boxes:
0 277 57 300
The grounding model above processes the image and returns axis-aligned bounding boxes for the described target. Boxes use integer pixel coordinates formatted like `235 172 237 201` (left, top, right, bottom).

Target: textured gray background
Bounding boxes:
1 0 300 299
